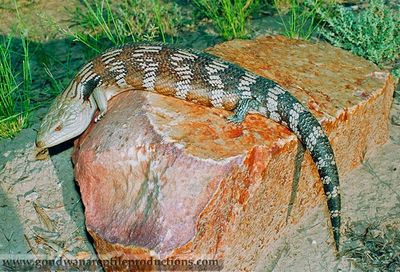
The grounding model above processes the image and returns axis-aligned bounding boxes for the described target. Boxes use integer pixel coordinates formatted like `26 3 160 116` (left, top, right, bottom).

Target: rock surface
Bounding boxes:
72 36 394 271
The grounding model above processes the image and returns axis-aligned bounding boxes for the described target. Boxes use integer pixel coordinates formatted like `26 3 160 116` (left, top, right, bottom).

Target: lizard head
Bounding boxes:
35 80 97 150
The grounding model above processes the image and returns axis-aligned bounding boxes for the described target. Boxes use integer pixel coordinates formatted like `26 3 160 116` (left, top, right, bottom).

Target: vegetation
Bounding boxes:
67 0 183 53
194 0 259 40
317 0 399 73
275 0 326 40
343 218 400 271
0 35 31 138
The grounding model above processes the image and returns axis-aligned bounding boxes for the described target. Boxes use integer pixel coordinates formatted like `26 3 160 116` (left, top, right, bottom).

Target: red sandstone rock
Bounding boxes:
72 36 394 271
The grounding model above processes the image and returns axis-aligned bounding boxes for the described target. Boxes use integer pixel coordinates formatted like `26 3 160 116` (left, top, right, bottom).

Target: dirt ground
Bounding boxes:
0 1 399 271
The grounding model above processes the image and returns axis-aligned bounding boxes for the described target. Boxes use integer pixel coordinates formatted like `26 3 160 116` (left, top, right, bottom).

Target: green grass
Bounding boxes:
317 0 399 73
65 0 183 53
34 41 79 98
275 0 327 40
194 0 260 40
42 63 65 96
0 36 31 138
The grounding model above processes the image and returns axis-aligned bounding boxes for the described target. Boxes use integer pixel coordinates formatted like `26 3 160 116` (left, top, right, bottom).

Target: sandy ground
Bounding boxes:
0 0 79 41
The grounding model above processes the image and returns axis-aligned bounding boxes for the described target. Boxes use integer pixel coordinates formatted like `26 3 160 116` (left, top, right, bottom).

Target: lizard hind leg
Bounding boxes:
227 98 257 124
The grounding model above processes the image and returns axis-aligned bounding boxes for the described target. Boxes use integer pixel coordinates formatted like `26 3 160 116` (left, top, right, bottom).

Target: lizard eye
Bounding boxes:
54 124 63 131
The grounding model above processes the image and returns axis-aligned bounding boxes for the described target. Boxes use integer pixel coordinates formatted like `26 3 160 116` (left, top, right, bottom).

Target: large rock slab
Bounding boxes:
72 36 394 271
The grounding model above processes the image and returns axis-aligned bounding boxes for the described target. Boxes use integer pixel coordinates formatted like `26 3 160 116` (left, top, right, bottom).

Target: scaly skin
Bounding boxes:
36 43 341 251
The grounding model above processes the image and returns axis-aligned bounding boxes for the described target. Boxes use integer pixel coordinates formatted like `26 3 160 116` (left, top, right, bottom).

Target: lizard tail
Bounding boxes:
301 117 341 251
271 91 341 251
293 105 341 251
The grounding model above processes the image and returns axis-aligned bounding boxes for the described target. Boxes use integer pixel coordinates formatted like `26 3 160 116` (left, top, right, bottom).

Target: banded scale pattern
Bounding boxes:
37 43 341 251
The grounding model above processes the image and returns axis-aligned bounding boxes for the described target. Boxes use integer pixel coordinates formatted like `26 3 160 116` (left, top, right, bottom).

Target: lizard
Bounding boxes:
35 43 341 251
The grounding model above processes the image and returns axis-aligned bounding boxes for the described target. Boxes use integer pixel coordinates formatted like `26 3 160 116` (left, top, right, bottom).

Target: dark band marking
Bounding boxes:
82 76 101 100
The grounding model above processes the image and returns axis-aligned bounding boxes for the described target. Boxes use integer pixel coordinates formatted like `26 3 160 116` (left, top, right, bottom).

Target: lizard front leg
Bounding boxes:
92 87 108 122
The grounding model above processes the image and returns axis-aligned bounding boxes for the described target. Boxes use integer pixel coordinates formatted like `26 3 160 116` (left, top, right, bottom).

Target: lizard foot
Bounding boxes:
227 114 244 124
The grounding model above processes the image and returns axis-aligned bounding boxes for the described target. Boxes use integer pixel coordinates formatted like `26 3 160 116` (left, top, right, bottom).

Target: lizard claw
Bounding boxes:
95 112 105 123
